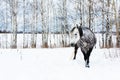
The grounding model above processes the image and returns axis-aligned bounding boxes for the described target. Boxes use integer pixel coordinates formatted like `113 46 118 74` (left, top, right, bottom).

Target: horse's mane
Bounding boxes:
77 25 83 37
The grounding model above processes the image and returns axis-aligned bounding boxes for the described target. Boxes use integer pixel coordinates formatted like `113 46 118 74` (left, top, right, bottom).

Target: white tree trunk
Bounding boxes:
40 0 48 48
5 0 8 48
102 0 105 48
105 0 112 48
11 0 17 48
31 0 37 48
23 0 26 48
114 0 120 47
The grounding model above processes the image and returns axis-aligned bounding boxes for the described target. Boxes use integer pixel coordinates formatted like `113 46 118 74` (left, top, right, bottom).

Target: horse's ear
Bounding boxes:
80 23 82 27
71 27 75 33
76 24 79 28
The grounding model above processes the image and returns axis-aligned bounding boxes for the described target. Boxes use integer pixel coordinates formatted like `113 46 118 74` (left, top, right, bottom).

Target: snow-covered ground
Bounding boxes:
0 33 120 80
0 47 120 80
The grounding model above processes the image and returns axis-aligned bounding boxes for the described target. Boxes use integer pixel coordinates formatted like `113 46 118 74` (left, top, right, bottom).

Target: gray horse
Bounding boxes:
70 24 96 68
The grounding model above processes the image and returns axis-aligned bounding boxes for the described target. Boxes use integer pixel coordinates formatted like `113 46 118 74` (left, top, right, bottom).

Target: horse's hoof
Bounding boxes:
73 57 76 60
73 58 75 60
85 65 90 68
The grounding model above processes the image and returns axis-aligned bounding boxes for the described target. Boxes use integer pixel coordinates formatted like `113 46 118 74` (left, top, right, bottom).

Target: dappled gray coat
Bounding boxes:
76 27 96 53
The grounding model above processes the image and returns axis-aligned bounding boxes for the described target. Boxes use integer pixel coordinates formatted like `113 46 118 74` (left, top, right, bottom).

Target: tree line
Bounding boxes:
0 0 120 48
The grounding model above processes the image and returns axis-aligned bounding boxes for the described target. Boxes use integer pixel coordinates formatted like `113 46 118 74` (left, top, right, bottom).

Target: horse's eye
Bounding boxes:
75 34 77 38
75 34 77 35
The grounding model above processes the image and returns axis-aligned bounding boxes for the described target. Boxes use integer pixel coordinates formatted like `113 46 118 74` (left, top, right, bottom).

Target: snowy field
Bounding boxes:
0 34 120 80
0 48 120 80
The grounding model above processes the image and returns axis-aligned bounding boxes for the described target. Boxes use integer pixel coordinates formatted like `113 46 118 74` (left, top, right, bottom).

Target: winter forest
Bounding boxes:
0 0 120 48
1 0 120 80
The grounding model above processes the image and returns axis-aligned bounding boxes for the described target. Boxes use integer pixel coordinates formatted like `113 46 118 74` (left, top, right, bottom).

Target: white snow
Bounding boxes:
0 33 120 80
0 47 120 80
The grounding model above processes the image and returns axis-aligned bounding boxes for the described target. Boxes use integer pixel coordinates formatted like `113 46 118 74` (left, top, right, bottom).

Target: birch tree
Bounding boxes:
31 0 37 48
23 0 26 48
22 0 30 48
105 0 109 48
48 0 55 48
88 0 92 28
60 0 69 47
5 0 8 48
115 0 120 47
101 0 105 48
105 0 113 48
88 0 94 30
11 0 18 48
116 6 120 47
62 0 68 47
75 0 83 25
40 0 48 48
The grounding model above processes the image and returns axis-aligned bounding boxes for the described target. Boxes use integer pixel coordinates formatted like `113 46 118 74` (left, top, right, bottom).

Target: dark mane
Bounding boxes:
77 26 83 37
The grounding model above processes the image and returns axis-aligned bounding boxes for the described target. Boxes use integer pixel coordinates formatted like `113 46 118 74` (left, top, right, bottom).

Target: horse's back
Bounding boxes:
81 27 96 47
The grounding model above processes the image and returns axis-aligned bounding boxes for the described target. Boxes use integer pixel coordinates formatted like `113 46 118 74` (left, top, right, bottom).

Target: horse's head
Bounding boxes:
70 24 80 46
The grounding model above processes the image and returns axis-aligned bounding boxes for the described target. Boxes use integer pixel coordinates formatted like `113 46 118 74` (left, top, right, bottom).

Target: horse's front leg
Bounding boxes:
85 47 93 68
73 44 78 60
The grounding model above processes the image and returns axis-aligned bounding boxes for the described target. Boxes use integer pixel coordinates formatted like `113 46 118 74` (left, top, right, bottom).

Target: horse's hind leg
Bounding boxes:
73 44 78 60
